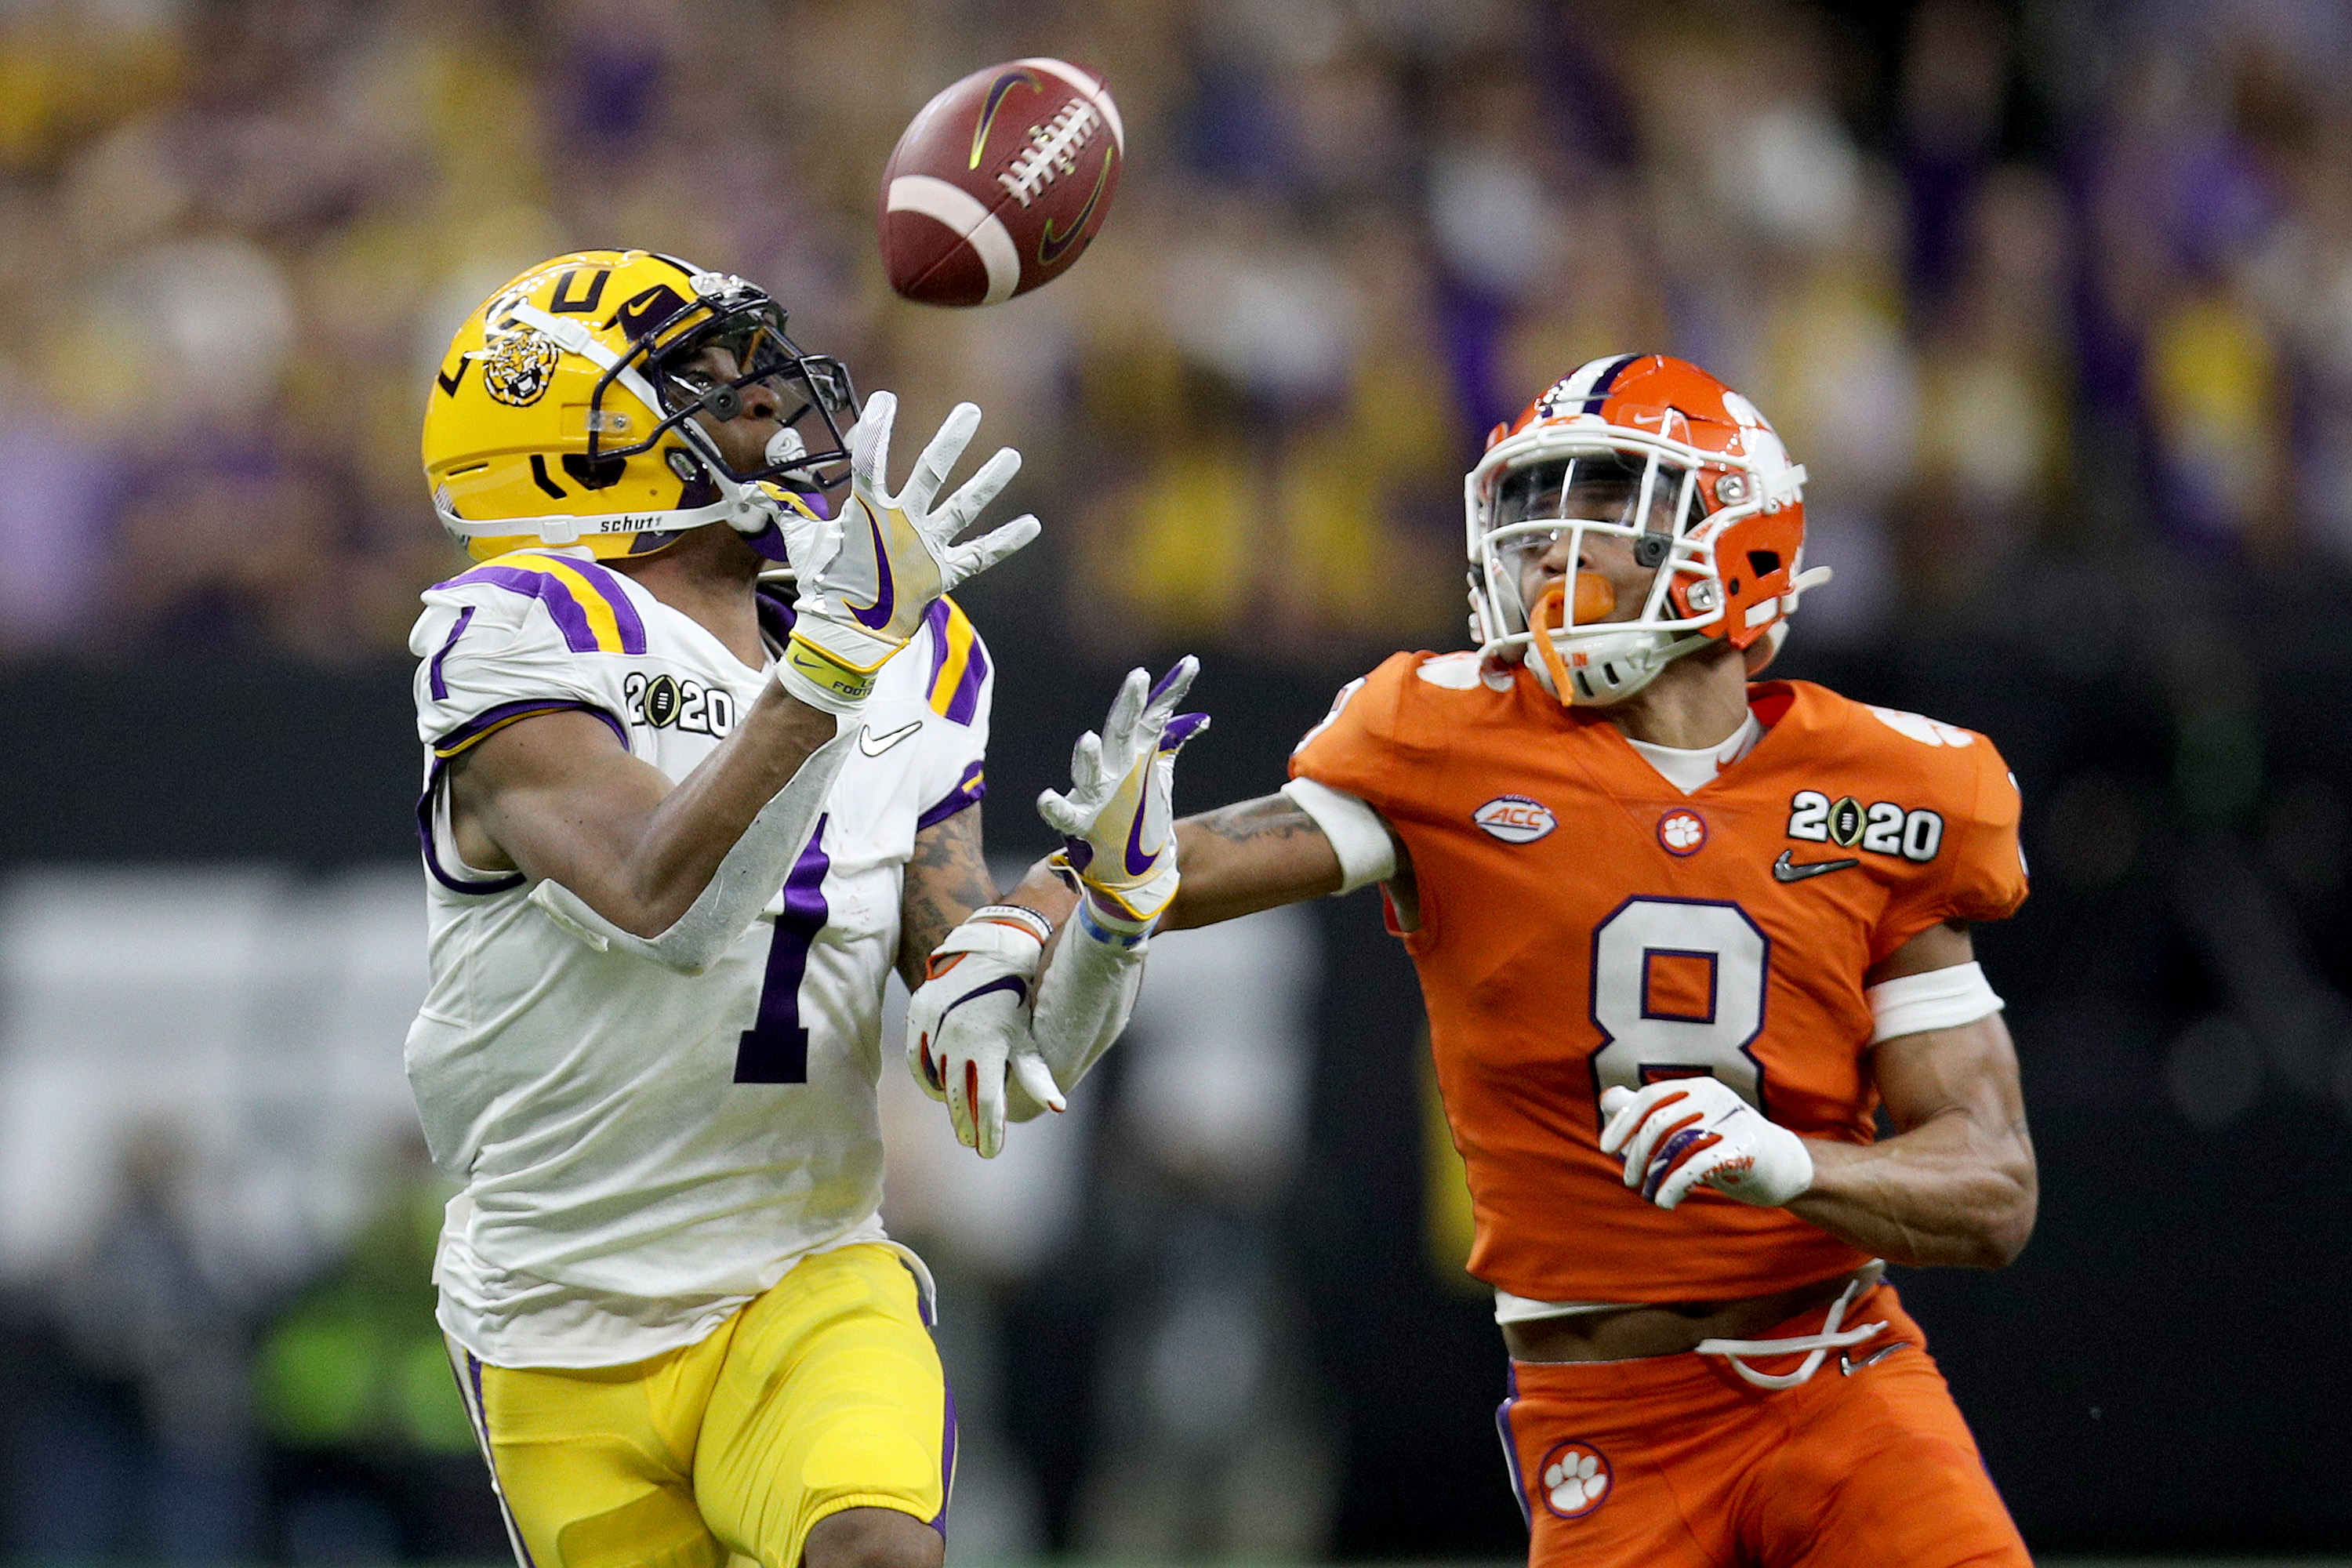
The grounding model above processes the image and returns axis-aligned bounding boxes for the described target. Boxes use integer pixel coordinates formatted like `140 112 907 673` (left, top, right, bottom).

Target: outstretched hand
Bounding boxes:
1040 658 1210 931
777 392 1039 712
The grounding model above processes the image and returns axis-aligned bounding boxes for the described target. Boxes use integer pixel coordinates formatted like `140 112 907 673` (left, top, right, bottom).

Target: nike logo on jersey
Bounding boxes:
857 720 924 757
1772 851 1860 883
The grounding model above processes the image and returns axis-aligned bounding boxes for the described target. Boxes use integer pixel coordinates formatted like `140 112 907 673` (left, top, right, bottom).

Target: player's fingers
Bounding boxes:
1069 728 1109 795
1036 792 1078 838
1624 1100 1704 1186
949 1056 986 1150
909 1025 947 1099
851 390 898 487
903 401 982 515
1642 1125 1722 1206
1143 655 1200 724
1595 1083 1661 1156
942 515 1040 586
1102 667 1149 751
1160 711 1210 755
946 1083 973 1149
1012 1049 1066 1113
935 446 1022 537
975 1062 1006 1160
1651 1141 1724 1210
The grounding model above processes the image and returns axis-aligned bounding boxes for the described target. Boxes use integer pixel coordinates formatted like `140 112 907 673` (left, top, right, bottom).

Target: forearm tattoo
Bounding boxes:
898 806 997 987
1185 795 1323 846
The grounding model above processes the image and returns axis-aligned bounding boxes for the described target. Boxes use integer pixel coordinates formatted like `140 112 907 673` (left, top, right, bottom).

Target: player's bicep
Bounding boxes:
899 802 994 988
1869 1007 2028 1144
1865 916 1973 985
448 708 670 891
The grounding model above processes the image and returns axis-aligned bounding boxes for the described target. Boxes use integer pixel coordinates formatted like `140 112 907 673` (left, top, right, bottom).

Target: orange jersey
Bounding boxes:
1289 653 2027 1304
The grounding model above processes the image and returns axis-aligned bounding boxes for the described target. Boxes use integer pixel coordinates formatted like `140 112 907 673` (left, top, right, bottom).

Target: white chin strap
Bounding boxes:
1695 1275 1889 1390
1513 626 1711 706
435 301 778 549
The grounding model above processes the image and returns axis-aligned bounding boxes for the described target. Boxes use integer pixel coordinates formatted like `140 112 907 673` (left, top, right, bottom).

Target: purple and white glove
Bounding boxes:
778 391 1037 713
1038 659 1210 933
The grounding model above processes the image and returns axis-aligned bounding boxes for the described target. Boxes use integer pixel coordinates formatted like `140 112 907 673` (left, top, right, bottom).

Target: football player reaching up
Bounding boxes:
404 249 1094 1568
916 356 2037 1568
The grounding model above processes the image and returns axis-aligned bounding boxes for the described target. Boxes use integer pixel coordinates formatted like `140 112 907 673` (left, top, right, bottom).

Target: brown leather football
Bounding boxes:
879 59 1123 307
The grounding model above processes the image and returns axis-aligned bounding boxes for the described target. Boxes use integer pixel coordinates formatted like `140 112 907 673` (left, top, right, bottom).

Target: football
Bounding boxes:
878 58 1123 307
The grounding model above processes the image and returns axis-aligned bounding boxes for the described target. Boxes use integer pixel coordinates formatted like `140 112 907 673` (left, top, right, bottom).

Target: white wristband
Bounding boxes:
1280 778 1397 893
1867 960 2003 1044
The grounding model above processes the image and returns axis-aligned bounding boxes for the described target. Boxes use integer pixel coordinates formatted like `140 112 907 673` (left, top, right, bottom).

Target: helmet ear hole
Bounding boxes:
562 453 627 491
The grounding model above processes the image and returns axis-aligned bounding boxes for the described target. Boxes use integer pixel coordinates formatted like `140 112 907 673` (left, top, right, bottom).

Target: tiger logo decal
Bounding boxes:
481 328 560 408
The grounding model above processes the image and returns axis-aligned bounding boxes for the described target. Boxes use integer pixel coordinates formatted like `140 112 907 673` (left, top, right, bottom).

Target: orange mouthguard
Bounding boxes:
1527 573 1613 706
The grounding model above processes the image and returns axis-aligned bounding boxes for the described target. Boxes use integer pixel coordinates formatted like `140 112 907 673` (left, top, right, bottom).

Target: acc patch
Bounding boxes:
1536 1438 1613 1520
481 328 560 407
1475 794 1555 844
1657 806 1707 856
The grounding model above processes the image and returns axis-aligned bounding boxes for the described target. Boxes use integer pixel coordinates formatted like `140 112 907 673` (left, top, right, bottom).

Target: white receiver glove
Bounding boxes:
906 907 1065 1158
777 391 1039 713
1599 1079 1815 1210
1038 658 1209 931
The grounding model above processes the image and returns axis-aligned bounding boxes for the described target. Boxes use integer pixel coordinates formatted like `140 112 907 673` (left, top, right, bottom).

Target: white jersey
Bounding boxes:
403 548 992 1369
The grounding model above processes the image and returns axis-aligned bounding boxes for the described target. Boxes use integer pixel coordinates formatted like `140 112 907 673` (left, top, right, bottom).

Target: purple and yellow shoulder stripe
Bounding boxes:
439 550 649 655
923 597 989 726
916 759 986 832
433 700 626 760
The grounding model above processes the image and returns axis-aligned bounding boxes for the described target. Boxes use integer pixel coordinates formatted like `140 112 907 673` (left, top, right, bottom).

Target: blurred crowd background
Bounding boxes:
4 0 2352 1560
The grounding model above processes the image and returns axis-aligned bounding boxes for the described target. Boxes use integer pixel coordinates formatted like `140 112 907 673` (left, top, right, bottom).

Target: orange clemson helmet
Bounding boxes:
1465 354 1831 705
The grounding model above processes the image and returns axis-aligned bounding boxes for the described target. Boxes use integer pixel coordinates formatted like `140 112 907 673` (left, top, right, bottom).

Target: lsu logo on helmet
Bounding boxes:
479 328 560 408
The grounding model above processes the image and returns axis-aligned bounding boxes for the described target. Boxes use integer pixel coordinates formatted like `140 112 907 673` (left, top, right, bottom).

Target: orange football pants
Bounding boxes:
1497 1284 2028 1568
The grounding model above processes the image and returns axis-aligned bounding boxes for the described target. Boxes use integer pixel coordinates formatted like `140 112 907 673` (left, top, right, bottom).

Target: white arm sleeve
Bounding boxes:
1016 902 1149 1111
1280 778 1397 894
1866 961 2004 1044
528 730 853 975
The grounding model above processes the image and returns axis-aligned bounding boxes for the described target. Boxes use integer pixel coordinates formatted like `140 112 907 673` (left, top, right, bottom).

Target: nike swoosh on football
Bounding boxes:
1773 850 1860 883
858 720 924 757
1040 147 1116 265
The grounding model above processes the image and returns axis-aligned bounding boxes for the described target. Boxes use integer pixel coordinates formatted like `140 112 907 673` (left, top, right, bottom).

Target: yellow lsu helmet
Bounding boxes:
421 249 858 561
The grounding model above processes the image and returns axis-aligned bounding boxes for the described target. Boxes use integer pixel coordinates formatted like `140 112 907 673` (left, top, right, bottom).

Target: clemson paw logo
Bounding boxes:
481 328 559 407
1537 1439 1612 1519
1657 807 1707 855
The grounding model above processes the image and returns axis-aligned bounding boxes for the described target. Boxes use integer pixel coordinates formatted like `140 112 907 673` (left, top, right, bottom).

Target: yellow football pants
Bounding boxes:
448 1243 952 1568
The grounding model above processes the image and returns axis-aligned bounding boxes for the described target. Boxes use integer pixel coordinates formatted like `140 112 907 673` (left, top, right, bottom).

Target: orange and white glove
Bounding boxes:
906 906 1065 1158
1598 1079 1814 1210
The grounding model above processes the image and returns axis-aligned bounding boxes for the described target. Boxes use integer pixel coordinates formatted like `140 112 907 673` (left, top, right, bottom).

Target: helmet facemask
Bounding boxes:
1471 426 1726 706
1462 357 1828 705
598 284 861 498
